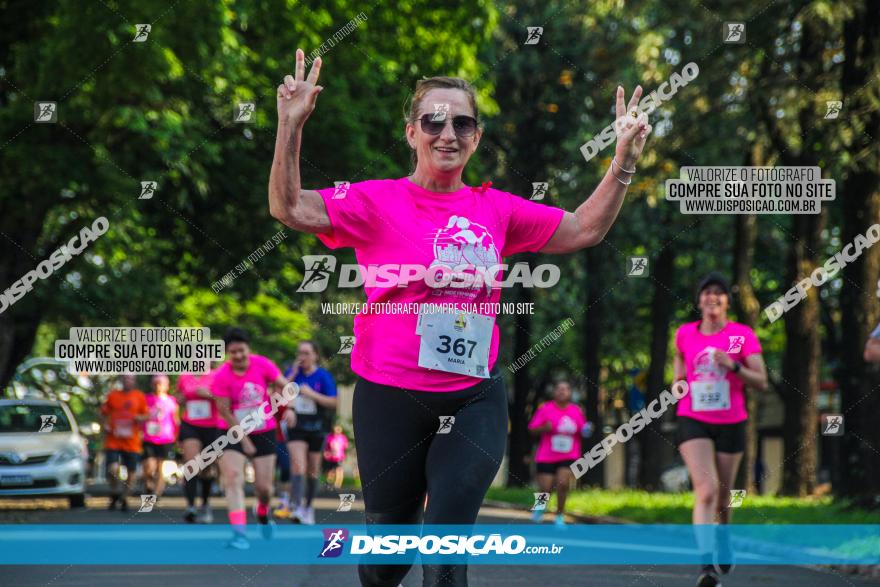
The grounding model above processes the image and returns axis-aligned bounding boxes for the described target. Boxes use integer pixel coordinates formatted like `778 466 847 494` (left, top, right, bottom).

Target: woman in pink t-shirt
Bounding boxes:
323 425 349 489
141 374 179 498
528 380 588 527
268 50 652 587
673 273 768 585
212 328 294 550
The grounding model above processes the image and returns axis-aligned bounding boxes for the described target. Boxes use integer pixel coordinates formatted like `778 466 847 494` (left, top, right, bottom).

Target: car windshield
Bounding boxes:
0 404 72 433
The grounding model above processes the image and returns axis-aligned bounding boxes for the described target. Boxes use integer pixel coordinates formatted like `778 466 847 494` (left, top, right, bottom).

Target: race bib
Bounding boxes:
114 419 133 438
235 406 266 426
690 380 731 411
550 434 574 453
186 400 212 420
417 311 493 378
146 422 161 436
294 394 318 415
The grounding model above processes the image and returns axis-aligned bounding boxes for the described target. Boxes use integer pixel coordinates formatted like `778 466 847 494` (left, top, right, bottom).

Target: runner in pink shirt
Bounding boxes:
212 328 294 550
323 425 349 489
269 51 652 586
177 364 222 523
528 379 588 527
673 273 768 586
141 374 179 499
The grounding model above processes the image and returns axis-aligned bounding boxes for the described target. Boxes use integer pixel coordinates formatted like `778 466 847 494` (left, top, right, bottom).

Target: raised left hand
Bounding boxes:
613 86 653 170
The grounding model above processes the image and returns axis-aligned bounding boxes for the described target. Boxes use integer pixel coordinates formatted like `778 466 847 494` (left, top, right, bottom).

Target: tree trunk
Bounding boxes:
780 214 824 496
580 246 605 487
639 208 675 489
837 0 880 501
507 274 534 487
731 146 763 493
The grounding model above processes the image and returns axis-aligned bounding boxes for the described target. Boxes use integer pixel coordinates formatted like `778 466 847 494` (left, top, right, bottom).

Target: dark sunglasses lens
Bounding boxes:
453 116 477 136
419 115 445 135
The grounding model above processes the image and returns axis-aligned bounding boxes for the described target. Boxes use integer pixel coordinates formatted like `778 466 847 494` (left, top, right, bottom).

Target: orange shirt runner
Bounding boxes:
102 389 149 453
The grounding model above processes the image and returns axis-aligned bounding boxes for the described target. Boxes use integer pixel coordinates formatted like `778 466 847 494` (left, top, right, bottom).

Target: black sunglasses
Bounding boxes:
417 113 479 137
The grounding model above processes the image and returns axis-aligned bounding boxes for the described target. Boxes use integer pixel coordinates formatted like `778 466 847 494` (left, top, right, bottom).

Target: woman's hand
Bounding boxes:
613 86 652 170
241 437 257 457
712 348 736 371
277 48 323 129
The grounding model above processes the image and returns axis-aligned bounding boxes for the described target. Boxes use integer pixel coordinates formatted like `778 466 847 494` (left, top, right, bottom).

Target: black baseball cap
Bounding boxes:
697 272 730 298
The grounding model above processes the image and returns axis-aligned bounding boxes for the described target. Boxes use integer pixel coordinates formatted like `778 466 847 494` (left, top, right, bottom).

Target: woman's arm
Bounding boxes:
716 351 769 391
268 49 331 234
542 86 653 254
673 350 687 384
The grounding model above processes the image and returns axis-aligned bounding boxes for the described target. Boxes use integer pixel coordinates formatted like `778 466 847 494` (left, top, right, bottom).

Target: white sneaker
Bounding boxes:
293 504 307 524
197 505 213 524
303 505 315 525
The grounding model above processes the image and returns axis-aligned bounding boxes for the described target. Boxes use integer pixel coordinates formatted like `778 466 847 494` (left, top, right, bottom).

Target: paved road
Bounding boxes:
0 495 876 586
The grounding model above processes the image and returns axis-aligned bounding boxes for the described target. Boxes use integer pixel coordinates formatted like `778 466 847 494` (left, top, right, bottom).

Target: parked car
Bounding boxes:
0 398 88 507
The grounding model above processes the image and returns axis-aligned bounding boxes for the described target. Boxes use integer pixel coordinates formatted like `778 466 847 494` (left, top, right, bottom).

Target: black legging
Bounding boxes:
353 369 508 587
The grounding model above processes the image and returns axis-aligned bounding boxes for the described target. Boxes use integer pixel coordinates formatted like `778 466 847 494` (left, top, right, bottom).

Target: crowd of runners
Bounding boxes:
99 333 345 548
89 49 880 587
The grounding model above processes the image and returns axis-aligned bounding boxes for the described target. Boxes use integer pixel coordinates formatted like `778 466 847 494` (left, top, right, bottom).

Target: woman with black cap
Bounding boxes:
672 272 768 587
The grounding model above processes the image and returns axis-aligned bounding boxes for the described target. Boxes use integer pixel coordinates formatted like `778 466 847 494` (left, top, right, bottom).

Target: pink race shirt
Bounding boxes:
317 177 565 392
211 354 282 434
325 433 348 463
178 370 222 428
675 321 762 425
528 401 587 463
143 394 178 445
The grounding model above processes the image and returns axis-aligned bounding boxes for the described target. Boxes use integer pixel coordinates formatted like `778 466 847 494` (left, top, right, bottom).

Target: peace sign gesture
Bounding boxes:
613 86 652 169
277 48 324 129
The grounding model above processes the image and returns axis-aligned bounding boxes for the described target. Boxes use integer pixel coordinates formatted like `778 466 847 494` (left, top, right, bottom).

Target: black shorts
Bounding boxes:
142 441 175 460
287 427 326 452
225 429 277 458
535 460 576 475
105 449 139 473
178 421 221 446
676 416 745 454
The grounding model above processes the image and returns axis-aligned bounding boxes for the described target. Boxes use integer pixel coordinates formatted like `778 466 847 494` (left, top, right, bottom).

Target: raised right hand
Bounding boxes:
277 48 323 128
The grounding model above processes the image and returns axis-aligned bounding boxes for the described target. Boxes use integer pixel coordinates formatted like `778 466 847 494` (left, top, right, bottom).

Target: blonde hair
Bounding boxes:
404 77 479 169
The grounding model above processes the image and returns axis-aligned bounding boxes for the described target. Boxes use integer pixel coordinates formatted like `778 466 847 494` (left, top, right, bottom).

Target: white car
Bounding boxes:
0 398 88 507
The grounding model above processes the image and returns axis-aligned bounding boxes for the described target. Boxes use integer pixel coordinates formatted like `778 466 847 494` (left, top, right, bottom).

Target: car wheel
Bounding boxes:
68 494 86 508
